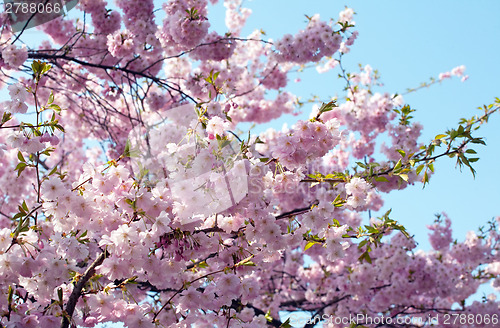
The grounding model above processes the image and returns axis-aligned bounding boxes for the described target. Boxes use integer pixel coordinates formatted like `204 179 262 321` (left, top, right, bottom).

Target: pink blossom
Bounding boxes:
1 44 28 69
345 177 372 208
6 99 28 114
7 131 26 148
451 65 466 76
206 116 230 137
107 30 136 59
0 228 11 253
41 177 65 200
8 83 30 101
439 71 452 80
339 7 355 24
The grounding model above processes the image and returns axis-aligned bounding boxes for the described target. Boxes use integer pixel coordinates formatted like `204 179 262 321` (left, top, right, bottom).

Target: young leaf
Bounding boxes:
17 151 26 163
304 241 317 251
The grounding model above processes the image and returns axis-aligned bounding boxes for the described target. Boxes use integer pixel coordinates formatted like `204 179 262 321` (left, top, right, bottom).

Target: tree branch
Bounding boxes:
60 250 108 328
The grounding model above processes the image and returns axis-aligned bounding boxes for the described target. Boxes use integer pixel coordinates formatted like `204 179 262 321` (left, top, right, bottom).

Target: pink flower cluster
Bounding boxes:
38 17 78 45
160 0 210 49
268 119 342 169
224 0 252 36
3 83 29 114
78 0 121 35
206 115 231 138
321 224 350 261
439 65 468 82
316 67 401 162
427 214 453 251
338 7 355 24
344 177 372 208
260 65 288 90
190 32 236 61
116 0 155 39
1 44 28 69
106 30 135 59
272 14 343 64
227 91 296 123
381 122 423 161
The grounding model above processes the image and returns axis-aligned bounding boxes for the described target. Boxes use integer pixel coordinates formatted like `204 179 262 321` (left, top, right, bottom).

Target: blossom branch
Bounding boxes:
60 250 108 328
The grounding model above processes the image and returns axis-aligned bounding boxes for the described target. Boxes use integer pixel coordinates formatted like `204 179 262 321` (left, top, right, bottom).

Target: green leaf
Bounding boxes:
12 212 24 220
393 159 402 172
318 100 338 114
17 205 26 215
122 140 141 158
374 176 389 182
399 174 409 182
48 92 54 105
57 287 63 304
48 104 61 113
21 200 29 212
333 194 341 203
31 61 41 74
197 261 209 269
17 151 25 163
434 134 447 139
415 164 425 175
265 310 273 323
358 251 372 264
15 162 27 177
7 285 13 305
123 140 132 158
422 171 429 187
280 318 293 328
396 149 406 158
48 166 58 176
356 162 367 169
307 173 319 179
2 111 12 124
218 139 231 149
304 241 317 251
41 63 52 75
470 138 486 145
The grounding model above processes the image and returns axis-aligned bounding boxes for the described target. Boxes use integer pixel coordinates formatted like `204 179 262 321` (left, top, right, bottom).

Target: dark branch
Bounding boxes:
60 250 108 328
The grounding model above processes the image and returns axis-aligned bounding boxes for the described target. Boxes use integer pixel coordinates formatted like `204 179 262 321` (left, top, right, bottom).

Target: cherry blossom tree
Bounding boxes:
0 1 499 328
